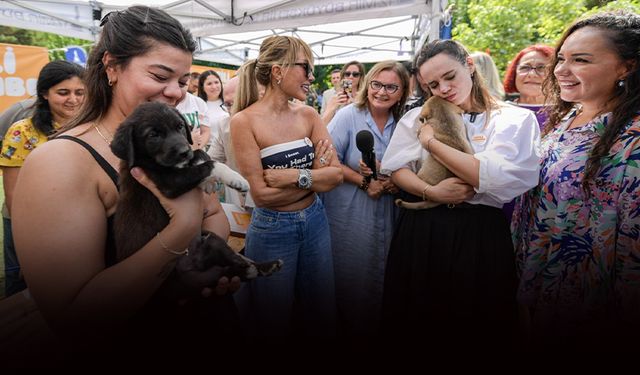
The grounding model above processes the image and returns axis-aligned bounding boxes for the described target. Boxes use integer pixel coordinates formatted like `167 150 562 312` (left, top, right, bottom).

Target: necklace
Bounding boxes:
95 123 113 145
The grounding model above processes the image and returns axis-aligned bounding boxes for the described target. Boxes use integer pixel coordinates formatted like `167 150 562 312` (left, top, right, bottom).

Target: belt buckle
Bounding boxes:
447 203 456 209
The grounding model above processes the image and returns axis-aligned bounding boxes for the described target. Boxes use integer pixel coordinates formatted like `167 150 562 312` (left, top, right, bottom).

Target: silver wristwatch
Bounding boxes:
297 168 313 189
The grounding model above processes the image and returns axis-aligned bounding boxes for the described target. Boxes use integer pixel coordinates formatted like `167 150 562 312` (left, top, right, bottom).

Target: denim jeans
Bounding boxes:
242 195 336 338
4 217 26 297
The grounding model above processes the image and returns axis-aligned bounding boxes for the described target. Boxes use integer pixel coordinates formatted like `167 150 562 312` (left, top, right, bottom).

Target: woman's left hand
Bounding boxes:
379 175 399 195
313 139 334 168
264 168 297 188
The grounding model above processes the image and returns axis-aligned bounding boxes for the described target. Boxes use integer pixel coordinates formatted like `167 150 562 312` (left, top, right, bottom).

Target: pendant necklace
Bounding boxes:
95 123 113 145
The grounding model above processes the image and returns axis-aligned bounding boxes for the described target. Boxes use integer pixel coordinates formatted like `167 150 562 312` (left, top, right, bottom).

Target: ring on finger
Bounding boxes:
320 156 327 165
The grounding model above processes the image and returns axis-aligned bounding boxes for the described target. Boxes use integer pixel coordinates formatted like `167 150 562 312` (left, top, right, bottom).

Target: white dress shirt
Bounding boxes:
380 103 541 208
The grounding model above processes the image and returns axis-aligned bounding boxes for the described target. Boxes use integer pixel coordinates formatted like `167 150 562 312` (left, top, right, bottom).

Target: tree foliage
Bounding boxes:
0 26 89 61
451 0 640 75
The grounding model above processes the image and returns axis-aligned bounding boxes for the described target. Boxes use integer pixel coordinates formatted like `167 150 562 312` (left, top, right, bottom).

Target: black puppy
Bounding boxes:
111 102 282 293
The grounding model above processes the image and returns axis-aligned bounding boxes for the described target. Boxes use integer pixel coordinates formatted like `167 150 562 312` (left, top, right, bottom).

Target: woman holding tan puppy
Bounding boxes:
380 39 540 347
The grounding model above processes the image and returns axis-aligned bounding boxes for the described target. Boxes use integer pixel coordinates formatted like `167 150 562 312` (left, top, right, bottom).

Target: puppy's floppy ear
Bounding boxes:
111 122 136 167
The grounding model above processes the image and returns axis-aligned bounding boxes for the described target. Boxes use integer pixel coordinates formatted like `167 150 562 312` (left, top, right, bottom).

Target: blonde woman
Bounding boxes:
470 51 505 100
231 35 343 338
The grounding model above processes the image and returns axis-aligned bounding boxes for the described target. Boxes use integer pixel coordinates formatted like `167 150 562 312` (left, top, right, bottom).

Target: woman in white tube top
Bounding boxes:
231 35 343 341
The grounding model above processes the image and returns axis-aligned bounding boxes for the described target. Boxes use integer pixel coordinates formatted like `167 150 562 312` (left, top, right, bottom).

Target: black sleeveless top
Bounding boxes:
56 135 119 266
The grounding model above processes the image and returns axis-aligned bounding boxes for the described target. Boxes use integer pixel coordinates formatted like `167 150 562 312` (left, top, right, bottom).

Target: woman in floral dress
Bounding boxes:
513 11 640 348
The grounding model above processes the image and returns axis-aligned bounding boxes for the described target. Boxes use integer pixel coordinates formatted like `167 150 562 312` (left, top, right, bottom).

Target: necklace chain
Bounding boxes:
95 124 113 145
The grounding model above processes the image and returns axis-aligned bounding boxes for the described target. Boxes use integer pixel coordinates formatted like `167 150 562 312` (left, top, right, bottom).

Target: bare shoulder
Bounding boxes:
294 102 321 118
21 136 103 196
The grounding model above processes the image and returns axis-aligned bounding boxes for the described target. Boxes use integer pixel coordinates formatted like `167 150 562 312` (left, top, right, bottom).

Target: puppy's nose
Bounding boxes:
178 147 193 161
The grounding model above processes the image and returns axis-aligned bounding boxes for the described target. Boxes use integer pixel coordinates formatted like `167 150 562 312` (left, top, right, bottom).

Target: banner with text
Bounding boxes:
0 43 49 113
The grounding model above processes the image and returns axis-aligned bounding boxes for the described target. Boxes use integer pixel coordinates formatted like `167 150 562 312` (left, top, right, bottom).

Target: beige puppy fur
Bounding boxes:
395 96 473 209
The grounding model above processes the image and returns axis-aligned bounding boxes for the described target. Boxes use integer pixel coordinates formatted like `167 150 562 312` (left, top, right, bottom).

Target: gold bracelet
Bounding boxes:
156 232 189 256
421 184 431 201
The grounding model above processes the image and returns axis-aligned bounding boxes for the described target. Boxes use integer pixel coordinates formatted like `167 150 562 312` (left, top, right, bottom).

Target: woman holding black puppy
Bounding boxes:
9 6 237 358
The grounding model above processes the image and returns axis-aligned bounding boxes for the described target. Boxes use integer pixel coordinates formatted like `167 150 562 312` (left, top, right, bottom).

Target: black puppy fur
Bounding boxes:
111 102 282 294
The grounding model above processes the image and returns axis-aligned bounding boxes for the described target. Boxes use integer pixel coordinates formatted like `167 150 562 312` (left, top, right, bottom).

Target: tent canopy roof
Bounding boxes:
1 0 446 66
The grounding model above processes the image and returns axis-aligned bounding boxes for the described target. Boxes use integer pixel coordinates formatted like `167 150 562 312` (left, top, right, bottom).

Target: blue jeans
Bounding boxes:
4 217 26 297
242 195 336 338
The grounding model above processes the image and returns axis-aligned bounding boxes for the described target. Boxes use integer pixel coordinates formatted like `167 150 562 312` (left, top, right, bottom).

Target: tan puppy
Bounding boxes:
395 96 473 209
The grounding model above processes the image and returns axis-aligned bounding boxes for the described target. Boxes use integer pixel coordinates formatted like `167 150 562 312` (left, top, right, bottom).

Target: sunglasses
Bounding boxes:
343 71 362 78
294 62 313 78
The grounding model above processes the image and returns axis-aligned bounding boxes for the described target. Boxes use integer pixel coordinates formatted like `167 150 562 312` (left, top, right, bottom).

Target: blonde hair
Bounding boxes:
470 51 505 100
354 60 410 121
234 36 313 113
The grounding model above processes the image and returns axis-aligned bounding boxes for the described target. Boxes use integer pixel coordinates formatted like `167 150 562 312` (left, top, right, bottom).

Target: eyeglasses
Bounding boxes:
369 80 400 94
344 71 361 78
293 62 313 78
220 101 232 113
516 65 547 75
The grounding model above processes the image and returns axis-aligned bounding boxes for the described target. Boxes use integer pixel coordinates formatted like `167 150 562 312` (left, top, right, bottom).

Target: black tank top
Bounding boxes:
56 135 119 266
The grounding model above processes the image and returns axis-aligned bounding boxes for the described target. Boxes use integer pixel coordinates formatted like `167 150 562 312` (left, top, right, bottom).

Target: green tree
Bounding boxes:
0 26 90 61
452 0 585 73
451 0 640 75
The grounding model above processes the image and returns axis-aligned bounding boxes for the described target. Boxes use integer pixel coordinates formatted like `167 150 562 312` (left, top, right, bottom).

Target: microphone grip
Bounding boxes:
364 151 377 180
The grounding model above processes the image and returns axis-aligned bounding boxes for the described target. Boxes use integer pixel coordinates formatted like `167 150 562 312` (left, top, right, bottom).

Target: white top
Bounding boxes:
176 92 210 130
320 88 337 114
206 99 227 132
207 113 252 208
380 103 541 208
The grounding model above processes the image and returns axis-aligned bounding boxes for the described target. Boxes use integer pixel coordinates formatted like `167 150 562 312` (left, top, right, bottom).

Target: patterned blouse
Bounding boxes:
512 108 640 328
0 118 57 167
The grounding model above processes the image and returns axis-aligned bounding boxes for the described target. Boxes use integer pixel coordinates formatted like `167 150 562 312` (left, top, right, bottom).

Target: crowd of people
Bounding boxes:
1 4 639 363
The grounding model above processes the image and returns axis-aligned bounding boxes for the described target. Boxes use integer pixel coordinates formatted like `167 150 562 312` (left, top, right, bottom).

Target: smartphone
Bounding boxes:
341 79 352 95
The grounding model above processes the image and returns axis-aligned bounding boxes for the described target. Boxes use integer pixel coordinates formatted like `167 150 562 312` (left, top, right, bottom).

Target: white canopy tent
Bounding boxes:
0 0 449 66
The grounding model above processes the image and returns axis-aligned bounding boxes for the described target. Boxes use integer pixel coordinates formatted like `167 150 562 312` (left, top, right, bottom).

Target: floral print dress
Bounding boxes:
512 108 640 334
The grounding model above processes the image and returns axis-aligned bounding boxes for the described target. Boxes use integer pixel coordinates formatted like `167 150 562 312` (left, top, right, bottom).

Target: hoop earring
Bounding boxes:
618 79 625 88
108 78 113 86
276 78 281 85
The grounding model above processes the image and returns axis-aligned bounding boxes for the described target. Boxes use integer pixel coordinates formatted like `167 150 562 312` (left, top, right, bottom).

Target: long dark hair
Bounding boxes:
197 70 224 102
415 39 497 124
33 60 84 135
59 6 196 133
543 11 640 193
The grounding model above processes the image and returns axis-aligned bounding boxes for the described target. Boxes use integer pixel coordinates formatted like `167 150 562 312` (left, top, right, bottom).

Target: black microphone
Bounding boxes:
356 130 377 180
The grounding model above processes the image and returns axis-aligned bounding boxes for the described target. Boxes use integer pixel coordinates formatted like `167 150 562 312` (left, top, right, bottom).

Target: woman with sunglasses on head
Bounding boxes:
231 36 343 340
321 61 366 125
380 39 540 350
322 60 409 341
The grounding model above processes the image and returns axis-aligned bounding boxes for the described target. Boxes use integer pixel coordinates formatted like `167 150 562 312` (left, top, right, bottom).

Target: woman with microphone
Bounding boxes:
322 60 410 341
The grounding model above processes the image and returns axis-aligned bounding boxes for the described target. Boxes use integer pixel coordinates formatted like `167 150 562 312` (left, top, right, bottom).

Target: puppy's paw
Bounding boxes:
210 162 250 192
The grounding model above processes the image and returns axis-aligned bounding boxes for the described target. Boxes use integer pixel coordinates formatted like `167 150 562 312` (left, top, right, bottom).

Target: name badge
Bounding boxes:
471 134 487 143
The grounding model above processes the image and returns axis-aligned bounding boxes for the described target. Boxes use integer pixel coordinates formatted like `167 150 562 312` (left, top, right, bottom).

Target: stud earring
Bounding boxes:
276 78 281 85
618 79 625 88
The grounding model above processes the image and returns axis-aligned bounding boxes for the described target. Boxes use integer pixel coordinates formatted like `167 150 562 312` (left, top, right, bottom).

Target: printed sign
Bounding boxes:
190 64 237 82
0 43 49 113
65 46 87 66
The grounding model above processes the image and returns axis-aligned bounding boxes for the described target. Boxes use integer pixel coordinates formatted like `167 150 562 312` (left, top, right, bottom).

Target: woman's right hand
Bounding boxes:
130 167 203 230
429 177 475 204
